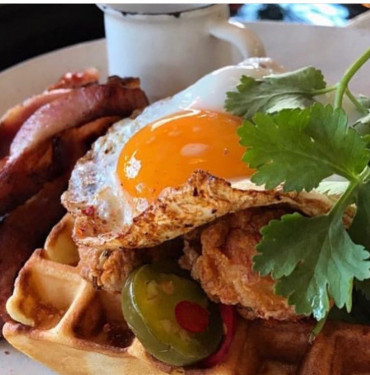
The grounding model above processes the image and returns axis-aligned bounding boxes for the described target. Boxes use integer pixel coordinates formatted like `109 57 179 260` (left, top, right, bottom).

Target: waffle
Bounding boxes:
3 215 370 375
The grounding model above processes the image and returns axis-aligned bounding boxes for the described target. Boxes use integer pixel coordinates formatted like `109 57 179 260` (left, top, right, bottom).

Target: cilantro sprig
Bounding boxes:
238 105 370 191
225 67 331 119
226 48 370 322
226 51 370 125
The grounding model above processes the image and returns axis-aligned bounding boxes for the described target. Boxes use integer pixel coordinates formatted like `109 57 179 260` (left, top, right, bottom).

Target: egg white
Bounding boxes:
63 57 360 251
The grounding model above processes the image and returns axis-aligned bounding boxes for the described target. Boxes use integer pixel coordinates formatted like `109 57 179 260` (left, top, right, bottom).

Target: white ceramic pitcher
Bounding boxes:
98 4 265 101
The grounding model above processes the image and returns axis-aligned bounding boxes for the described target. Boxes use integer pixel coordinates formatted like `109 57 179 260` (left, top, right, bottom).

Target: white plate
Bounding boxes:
1 20 370 375
0 340 54 375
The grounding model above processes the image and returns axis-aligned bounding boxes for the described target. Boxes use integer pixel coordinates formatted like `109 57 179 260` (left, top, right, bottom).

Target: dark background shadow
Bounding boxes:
0 5 104 72
0 4 368 72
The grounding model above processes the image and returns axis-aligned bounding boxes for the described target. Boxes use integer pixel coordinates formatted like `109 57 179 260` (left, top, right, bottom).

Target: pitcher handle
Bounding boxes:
209 20 266 58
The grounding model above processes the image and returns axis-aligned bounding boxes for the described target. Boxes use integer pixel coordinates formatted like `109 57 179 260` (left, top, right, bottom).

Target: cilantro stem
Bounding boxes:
360 166 370 184
334 48 370 110
345 89 368 115
310 314 328 342
312 85 337 96
330 179 359 220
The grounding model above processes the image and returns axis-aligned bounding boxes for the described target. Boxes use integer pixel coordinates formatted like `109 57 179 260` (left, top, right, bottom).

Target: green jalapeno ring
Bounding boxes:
121 264 223 366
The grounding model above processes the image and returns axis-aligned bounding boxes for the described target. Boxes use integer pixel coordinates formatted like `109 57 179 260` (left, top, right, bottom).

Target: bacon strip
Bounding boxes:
0 116 120 216
9 78 148 161
46 67 99 90
0 89 71 158
0 68 102 159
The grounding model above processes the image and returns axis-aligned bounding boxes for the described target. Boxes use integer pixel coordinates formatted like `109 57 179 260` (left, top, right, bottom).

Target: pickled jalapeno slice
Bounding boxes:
121 264 223 366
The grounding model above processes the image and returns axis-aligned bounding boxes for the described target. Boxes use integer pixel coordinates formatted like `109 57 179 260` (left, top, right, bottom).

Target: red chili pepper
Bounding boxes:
200 304 237 368
175 300 210 333
82 205 95 216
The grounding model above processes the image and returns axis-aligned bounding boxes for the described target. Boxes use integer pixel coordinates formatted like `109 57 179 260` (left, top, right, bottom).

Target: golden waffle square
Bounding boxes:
3 215 370 375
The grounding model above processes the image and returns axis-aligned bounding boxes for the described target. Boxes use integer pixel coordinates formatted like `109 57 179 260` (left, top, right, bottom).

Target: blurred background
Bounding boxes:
0 4 369 72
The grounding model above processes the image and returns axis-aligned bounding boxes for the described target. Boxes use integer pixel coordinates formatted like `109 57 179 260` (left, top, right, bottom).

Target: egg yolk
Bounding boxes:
117 109 253 202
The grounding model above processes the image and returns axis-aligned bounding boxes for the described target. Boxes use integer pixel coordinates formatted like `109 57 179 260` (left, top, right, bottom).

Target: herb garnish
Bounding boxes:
226 49 370 323
225 67 331 119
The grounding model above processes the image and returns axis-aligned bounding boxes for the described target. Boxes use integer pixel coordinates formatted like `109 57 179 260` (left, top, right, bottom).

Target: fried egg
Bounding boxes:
62 58 339 251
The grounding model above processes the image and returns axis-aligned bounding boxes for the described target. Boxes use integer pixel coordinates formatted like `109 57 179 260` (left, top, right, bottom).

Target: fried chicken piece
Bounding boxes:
180 206 299 321
79 238 184 293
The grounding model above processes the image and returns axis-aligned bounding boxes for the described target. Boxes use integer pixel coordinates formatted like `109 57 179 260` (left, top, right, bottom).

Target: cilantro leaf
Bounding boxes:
238 103 370 191
349 182 370 250
225 67 326 119
254 212 370 320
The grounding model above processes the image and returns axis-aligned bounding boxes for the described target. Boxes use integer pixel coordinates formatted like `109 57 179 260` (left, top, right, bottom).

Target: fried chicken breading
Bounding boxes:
180 206 299 321
78 238 184 293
